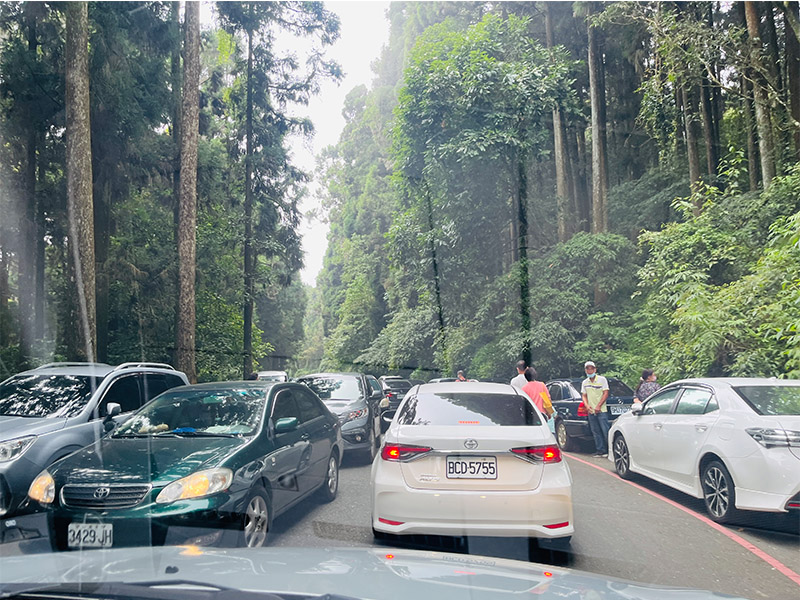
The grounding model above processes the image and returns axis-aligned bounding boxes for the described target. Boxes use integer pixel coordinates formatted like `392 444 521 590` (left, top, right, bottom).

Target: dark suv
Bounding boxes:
297 373 383 461
0 362 188 539
378 376 413 412
546 376 635 452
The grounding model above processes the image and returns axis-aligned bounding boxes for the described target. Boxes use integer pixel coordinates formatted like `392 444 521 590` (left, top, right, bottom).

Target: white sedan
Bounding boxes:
608 378 800 523
371 382 573 541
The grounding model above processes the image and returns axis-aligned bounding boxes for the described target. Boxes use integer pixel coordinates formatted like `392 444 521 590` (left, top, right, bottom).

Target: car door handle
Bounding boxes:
653 423 662 430
301 433 310 441
695 424 708 433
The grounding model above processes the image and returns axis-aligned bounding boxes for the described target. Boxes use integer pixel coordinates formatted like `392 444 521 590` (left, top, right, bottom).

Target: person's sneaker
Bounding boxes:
593 452 607 457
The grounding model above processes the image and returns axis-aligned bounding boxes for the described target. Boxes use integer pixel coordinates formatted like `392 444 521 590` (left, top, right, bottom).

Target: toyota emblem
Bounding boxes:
464 439 478 450
93 486 111 500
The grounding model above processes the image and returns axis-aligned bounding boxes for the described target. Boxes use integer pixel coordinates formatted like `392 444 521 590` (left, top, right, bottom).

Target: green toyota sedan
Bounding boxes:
27 382 343 550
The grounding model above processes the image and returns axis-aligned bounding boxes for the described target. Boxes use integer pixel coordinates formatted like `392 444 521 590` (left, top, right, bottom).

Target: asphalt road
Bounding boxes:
2 447 798 600
269 448 800 600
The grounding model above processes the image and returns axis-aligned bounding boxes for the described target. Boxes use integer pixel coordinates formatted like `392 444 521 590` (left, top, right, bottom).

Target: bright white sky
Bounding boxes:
203 1 391 287
290 2 391 286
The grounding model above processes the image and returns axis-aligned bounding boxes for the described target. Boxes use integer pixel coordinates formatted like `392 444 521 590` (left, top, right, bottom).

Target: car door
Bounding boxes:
268 388 308 512
625 388 681 473
657 386 719 487
295 387 334 491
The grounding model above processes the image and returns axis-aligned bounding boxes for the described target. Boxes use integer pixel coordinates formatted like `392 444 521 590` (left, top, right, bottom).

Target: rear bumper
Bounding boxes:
372 462 573 539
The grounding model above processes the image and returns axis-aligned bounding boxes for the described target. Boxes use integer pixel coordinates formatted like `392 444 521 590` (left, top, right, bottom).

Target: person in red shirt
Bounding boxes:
521 367 554 419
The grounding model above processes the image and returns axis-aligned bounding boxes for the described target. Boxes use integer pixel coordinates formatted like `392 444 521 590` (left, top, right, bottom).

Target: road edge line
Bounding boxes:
565 453 800 588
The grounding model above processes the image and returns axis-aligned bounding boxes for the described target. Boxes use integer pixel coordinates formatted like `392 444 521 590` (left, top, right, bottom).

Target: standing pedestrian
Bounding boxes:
581 361 610 457
521 367 554 419
510 360 527 390
634 368 661 403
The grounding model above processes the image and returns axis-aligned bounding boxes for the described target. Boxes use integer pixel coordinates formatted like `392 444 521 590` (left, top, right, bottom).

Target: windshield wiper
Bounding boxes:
160 430 239 438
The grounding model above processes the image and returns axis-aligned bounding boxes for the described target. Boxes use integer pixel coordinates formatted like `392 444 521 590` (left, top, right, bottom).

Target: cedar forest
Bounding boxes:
1 1 799 388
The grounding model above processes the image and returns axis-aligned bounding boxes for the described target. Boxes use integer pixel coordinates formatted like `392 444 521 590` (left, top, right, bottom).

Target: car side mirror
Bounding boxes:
103 402 122 432
371 389 383 400
274 416 299 433
631 402 643 416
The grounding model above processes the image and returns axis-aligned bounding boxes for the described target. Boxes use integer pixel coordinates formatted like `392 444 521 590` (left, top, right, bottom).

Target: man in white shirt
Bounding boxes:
581 361 610 457
510 360 527 389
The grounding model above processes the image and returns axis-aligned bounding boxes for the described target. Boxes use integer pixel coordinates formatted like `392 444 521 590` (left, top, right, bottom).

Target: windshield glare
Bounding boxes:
115 389 265 436
300 377 363 401
0 375 102 418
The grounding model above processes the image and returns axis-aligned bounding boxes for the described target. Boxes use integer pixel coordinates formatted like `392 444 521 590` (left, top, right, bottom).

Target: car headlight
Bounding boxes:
340 407 368 423
28 470 55 504
155 468 233 504
0 435 37 463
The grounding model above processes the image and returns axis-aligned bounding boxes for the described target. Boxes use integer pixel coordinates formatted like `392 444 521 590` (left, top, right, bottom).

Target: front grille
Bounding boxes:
61 484 151 510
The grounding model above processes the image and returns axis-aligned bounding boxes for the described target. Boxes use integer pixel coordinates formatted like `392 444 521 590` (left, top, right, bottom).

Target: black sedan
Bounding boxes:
297 373 382 461
27 382 342 550
546 377 635 452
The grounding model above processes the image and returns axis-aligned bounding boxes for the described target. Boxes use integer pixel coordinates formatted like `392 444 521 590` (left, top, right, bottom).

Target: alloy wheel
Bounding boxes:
613 435 632 480
327 455 338 495
703 464 730 520
244 494 269 547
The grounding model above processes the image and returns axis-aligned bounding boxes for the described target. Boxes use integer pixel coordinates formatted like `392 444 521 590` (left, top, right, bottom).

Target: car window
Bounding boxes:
704 396 719 414
383 379 411 391
140 373 185 403
114 388 264 436
733 385 800 416
0 374 103 418
272 389 301 422
367 377 383 395
295 388 326 422
299 376 363 401
643 389 680 415
608 379 634 397
397 392 542 426
99 374 142 415
674 388 714 415
547 384 563 401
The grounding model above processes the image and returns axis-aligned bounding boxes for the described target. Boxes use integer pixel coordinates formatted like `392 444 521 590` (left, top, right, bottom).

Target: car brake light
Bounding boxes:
577 402 588 417
381 443 432 461
746 428 800 448
544 521 570 529
510 445 562 463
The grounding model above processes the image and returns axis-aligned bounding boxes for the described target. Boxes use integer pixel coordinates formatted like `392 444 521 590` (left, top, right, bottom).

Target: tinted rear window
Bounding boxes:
733 385 800 416
397 392 542 426
384 379 411 391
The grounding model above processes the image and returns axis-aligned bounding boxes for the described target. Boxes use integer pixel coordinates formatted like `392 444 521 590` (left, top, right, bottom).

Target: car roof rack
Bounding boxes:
113 362 176 372
34 362 111 370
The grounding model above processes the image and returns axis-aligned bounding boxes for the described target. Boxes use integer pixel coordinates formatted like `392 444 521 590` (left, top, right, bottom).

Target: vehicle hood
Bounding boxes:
0 546 748 600
323 399 364 415
49 436 246 486
0 415 66 440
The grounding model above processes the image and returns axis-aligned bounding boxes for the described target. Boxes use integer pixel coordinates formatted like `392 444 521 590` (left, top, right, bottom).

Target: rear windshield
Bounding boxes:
733 385 800 416
299 376 363 401
384 379 411 391
0 374 104 418
397 392 542 426
609 379 634 397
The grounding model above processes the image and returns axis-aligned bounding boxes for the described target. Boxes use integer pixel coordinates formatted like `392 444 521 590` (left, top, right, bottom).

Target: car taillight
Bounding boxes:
511 445 562 463
381 443 432 461
746 428 800 448
577 402 588 417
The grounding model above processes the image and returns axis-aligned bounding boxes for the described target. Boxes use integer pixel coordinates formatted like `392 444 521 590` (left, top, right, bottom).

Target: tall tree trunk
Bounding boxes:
0 248 8 347
588 7 608 234
34 133 45 340
171 1 182 238
745 1 777 188
176 1 200 382
424 186 446 348
65 1 96 361
700 76 719 177
94 178 111 362
243 23 255 379
570 126 591 232
516 155 531 367
681 85 703 202
785 0 800 160
545 3 574 242
742 77 761 191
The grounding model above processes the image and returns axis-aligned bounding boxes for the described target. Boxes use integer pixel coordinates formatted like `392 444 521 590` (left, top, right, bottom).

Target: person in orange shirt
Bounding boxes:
521 367 554 419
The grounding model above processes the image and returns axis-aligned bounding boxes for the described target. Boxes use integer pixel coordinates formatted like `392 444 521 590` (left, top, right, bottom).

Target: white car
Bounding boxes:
608 378 800 523
371 382 573 541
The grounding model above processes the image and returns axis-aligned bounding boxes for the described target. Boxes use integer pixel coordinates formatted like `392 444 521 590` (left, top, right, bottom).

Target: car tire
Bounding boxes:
318 452 339 503
701 459 740 524
555 419 577 452
239 485 271 548
612 434 634 480
363 426 377 463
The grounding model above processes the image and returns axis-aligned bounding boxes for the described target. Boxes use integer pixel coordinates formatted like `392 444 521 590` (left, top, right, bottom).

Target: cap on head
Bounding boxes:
584 361 596 368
